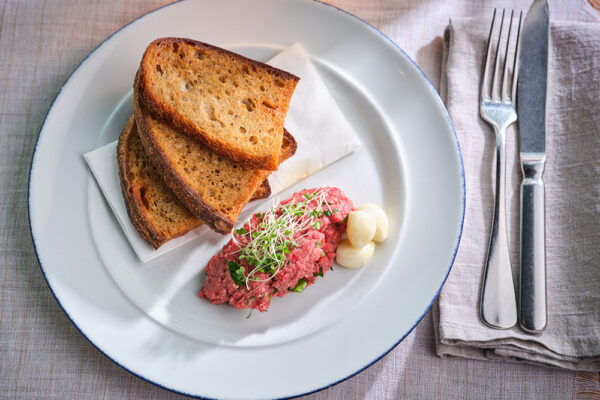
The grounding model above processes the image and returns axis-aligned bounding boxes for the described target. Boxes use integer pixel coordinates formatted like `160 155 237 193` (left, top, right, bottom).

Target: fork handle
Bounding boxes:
480 128 518 329
519 156 547 333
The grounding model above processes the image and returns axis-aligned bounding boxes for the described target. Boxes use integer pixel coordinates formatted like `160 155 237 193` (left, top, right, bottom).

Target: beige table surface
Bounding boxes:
2 0 599 399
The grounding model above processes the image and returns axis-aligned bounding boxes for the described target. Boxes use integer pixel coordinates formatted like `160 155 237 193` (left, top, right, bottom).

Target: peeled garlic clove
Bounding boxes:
336 239 375 269
358 203 389 243
346 210 376 248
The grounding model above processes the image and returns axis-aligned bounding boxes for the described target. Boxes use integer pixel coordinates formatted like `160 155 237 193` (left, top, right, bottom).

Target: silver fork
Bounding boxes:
479 9 522 329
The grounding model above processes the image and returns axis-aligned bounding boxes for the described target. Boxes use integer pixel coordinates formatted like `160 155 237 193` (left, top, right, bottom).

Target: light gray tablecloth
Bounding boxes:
435 18 600 371
1 0 599 399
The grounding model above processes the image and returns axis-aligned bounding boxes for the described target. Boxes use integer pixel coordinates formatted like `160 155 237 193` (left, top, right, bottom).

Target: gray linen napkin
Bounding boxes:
434 18 600 371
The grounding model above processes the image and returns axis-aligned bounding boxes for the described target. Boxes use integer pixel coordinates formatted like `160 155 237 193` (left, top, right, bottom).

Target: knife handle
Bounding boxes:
519 157 547 333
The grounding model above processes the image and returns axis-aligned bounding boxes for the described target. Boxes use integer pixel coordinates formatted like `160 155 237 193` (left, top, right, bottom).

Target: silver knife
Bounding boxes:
516 0 549 334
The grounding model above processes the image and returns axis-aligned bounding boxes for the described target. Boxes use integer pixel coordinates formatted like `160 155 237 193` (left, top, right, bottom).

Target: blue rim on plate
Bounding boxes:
27 0 465 398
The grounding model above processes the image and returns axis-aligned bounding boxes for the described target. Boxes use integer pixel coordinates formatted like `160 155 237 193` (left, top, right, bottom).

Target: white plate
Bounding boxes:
29 1 465 399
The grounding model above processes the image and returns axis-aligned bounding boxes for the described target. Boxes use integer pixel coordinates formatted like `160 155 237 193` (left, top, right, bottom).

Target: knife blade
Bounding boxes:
516 0 549 334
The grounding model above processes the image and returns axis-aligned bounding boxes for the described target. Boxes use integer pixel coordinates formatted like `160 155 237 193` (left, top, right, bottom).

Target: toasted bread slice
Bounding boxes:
117 115 202 248
118 116 296 247
133 86 297 234
137 37 299 170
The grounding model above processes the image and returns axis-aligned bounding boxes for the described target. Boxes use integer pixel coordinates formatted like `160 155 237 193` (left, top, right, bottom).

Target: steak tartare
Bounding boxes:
199 187 353 312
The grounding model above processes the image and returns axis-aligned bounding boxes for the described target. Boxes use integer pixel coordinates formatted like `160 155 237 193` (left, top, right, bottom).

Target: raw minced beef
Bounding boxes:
199 187 353 311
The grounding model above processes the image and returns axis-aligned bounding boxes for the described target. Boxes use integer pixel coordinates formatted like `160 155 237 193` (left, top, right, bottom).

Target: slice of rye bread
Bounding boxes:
137 37 299 171
118 116 202 248
118 116 295 248
133 90 297 234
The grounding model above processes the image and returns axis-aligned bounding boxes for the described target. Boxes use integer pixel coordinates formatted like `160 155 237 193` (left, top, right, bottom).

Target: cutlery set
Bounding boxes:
479 0 549 334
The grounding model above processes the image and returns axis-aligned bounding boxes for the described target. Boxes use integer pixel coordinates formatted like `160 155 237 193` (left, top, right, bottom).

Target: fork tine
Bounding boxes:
481 9 498 102
491 9 506 101
511 11 524 103
501 10 515 102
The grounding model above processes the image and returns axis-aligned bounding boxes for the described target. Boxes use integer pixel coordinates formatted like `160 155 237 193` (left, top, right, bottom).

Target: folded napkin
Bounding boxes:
434 19 600 371
85 43 360 263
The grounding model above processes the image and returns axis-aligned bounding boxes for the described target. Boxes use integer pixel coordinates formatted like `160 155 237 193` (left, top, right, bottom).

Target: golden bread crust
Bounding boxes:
137 37 299 171
117 116 203 248
133 72 297 234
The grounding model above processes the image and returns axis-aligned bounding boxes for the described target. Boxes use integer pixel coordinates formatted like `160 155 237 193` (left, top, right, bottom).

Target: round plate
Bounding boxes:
29 0 464 399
